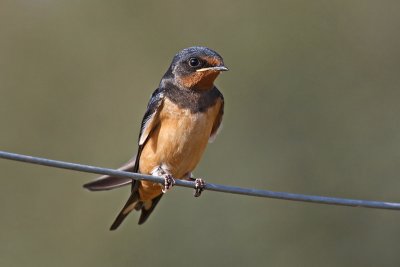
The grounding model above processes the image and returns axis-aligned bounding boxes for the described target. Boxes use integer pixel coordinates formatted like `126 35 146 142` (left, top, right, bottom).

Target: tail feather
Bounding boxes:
138 194 163 225
110 189 141 230
83 155 164 229
110 190 164 229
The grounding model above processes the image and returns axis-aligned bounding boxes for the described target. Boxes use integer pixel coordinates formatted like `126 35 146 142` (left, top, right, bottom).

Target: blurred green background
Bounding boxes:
1 0 400 266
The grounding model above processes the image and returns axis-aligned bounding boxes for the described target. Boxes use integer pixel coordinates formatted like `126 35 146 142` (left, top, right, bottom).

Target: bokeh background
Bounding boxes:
1 1 400 266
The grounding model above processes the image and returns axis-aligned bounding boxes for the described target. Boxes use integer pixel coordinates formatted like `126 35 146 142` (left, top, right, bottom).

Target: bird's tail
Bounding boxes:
110 187 142 230
110 187 163 230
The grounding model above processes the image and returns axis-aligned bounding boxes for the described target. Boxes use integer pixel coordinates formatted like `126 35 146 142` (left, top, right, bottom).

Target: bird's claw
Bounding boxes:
194 178 206 197
162 174 175 193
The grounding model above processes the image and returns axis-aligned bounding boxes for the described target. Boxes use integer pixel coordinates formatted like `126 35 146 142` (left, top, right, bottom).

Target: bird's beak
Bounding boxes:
196 66 229 72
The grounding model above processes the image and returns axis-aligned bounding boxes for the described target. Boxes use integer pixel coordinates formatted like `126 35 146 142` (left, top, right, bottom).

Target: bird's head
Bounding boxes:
165 46 228 91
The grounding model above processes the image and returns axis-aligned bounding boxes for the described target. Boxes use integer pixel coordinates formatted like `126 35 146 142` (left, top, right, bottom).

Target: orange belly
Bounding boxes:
138 98 222 201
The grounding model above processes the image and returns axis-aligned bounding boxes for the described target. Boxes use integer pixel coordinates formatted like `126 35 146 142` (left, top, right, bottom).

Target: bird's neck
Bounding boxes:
177 71 219 91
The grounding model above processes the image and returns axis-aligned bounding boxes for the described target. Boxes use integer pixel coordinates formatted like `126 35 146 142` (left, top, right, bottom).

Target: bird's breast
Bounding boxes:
139 97 221 179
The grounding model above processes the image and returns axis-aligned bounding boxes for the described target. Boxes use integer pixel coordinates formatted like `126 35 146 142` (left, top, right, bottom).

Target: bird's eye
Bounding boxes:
188 58 200 67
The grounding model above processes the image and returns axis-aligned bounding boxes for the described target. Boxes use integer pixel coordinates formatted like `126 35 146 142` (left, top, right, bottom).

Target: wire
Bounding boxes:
1 150 400 211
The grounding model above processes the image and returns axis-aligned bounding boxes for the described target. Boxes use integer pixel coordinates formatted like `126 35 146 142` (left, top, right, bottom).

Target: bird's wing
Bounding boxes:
109 88 165 229
209 89 224 143
83 88 165 191
82 156 136 191
138 87 165 146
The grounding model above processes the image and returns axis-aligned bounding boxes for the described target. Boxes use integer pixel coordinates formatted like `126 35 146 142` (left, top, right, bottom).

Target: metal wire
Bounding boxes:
1 150 400 210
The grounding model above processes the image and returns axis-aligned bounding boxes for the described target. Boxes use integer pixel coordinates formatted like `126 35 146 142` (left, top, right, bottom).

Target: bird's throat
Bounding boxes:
178 71 219 91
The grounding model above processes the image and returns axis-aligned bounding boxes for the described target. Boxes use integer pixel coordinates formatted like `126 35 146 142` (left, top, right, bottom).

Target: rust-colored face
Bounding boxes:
176 56 226 90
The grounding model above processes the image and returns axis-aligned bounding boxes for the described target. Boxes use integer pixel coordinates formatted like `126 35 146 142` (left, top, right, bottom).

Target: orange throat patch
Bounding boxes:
178 71 220 90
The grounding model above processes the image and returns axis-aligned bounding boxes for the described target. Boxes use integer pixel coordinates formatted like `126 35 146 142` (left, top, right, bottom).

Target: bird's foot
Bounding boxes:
162 174 175 193
193 178 206 197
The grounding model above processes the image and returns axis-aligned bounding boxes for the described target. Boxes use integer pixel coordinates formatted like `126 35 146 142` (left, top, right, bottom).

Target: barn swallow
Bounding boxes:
83 46 227 230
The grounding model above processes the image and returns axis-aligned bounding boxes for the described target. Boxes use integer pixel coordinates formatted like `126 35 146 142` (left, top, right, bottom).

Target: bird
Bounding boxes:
83 46 228 230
